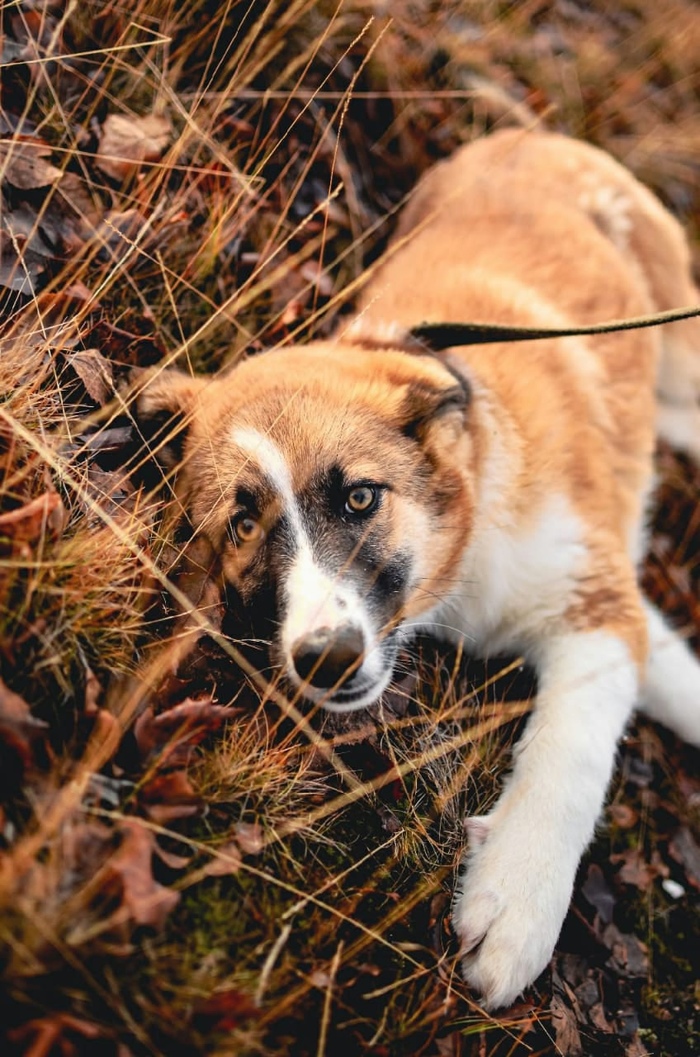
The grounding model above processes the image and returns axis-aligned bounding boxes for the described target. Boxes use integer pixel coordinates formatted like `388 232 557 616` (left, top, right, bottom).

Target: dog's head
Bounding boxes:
138 340 476 711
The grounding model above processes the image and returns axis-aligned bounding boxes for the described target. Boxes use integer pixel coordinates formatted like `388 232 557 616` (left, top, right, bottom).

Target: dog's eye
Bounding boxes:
344 485 379 516
229 513 264 544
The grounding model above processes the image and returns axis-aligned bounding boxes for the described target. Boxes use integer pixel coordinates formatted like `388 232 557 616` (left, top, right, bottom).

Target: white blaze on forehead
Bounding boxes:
231 426 304 538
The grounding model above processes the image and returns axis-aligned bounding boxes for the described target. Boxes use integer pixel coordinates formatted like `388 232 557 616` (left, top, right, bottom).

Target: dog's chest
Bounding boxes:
426 493 589 655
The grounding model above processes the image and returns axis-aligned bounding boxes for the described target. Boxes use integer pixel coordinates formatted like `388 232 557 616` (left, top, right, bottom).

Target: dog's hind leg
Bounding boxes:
639 600 700 747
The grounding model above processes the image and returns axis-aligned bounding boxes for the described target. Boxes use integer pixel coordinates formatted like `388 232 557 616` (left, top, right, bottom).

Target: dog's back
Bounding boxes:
348 128 700 551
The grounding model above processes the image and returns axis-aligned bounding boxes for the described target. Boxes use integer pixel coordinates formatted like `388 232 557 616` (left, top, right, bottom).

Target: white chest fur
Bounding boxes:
423 493 589 658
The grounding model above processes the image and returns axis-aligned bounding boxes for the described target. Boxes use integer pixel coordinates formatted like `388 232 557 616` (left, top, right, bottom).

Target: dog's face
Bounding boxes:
139 341 475 710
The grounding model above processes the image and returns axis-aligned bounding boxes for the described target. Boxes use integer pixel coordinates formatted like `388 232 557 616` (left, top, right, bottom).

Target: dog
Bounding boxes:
138 129 700 1009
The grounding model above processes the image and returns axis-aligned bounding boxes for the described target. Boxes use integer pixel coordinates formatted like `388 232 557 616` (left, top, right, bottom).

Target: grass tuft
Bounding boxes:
0 1 698 1054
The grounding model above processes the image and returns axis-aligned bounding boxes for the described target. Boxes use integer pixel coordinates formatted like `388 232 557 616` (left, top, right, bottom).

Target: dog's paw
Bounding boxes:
452 814 574 1010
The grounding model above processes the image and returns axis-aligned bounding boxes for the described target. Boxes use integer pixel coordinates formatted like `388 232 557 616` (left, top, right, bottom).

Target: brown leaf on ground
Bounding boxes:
134 698 230 763
55 171 106 242
59 819 115 889
0 677 48 768
669 826 700 888
608 803 639 828
0 247 45 293
66 349 114 406
0 491 67 553
90 318 167 368
140 769 202 824
611 848 666 891
602 924 649 978
98 818 179 933
234 821 264 855
1 198 54 257
154 844 192 870
7 1013 105 1057
96 113 172 181
203 840 243 877
0 678 41 728
581 863 615 923
191 987 259 1031
83 667 103 714
551 990 583 1057
625 1037 654 1056
0 138 63 189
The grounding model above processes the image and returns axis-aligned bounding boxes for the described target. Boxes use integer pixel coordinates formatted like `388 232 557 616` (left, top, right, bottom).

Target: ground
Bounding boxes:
0 1 699 1055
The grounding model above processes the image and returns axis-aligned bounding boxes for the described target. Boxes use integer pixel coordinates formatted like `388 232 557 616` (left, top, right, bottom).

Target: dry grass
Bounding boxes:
1 1 699 1054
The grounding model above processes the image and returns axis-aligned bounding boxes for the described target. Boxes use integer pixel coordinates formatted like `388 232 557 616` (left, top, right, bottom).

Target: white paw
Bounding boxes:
452 813 576 1010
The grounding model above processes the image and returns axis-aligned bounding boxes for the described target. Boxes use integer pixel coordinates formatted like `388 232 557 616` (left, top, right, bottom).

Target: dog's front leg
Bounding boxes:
452 618 644 1010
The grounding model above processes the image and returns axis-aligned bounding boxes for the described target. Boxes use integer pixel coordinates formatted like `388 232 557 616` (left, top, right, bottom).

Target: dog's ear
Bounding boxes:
135 368 210 471
399 361 471 443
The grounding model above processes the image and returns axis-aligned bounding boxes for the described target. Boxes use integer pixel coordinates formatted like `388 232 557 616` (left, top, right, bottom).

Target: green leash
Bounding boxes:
409 303 700 351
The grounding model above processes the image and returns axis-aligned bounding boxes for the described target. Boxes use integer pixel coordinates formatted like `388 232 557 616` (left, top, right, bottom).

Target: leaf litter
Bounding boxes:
0 1 698 1055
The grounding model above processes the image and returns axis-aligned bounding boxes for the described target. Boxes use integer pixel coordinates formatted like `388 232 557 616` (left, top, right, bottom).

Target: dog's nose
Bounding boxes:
291 625 365 690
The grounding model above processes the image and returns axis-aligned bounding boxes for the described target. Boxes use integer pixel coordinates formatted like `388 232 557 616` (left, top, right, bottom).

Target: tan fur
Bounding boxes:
139 128 700 1009
343 128 700 663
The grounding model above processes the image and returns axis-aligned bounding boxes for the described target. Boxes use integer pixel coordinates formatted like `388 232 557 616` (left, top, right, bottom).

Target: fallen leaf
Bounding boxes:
0 138 63 189
90 318 167 368
551 990 583 1056
625 1038 653 1057
191 987 259 1031
0 677 48 769
140 769 201 824
669 826 700 888
77 673 101 722
581 863 615 923
99 818 179 932
602 923 649 977
588 1001 613 1032
96 113 171 181
59 819 115 886
8 1013 105 1057
234 821 264 855
134 698 230 762
203 840 242 877
608 803 638 828
154 844 193 870
611 848 662 891
56 171 105 239
66 348 114 405
1 200 55 257
0 491 66 551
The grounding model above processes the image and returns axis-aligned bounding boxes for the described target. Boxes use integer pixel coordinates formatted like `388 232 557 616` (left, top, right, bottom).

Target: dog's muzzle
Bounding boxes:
287 622 400 712
291 623 364 691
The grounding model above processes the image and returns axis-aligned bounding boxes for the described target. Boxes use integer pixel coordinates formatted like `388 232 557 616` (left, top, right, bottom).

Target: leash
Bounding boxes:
409 303 700 351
